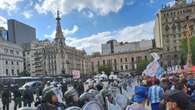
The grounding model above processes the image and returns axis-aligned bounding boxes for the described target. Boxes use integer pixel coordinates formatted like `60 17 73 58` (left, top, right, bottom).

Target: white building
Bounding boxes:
101 39 153 55
0 36 23 76
24 11 91 76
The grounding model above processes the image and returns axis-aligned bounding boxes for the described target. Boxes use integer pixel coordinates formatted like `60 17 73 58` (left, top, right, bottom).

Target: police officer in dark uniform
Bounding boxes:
64 88 82 107
13 87 22 110
1 86 11 110
37 87 65 110
22 85 34 107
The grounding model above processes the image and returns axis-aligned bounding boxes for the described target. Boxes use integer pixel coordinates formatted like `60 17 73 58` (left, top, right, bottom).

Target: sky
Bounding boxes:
0 0 187 54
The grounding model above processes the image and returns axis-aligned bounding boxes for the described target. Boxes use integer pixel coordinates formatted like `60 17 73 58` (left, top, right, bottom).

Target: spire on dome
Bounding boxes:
55 10 65 46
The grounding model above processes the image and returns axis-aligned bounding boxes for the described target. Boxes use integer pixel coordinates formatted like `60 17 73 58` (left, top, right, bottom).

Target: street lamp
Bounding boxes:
182 16 194 73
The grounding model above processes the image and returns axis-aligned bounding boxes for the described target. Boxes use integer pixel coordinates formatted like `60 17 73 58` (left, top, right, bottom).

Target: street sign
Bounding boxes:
192 66 195 73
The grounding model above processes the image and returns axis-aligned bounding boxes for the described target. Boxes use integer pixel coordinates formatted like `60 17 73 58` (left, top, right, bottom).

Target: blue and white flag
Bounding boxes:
143 53 164 79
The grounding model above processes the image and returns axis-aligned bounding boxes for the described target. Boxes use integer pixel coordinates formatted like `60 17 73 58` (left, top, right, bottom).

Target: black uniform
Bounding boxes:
22 88 34 107
13 88 22 110
1 88 11 110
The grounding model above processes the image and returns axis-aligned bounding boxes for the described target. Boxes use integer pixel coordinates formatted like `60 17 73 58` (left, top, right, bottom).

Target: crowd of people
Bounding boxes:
0 73 195 110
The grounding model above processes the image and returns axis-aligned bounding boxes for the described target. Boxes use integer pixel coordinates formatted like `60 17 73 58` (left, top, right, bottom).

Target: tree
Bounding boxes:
18 70 30 76
180 37 195 65
98 64 112 75
136 59 150 74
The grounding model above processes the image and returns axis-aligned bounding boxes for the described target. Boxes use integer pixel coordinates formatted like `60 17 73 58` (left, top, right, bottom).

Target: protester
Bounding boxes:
22 85 34 107
13 87 22 110
1 86 11 110
126 86 148 110
148 78 164 110
166 90 191 110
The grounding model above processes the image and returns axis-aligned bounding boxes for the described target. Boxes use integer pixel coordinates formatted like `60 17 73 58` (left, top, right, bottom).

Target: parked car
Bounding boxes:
19 81 42 94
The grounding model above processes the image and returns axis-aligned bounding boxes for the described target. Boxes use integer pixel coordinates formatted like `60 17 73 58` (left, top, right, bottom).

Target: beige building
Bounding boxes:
0 36 23 76
90 48 161 73
154 0 195 67
24 11 90 76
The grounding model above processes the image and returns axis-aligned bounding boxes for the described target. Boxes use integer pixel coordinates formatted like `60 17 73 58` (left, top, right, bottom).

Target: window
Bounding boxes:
17 69 19 74
114 59 117 64
11 61 14 65
145 56 147 60
125 58 128 62
120 58 123 62
125 65 128 70
17 61 19 65
5 60 8 65
4 49 8 53
167 47 170 51
174 47 177 51
165 25 169 31
121 66 123 71
6 69 8 75
10 50 14 54
16 51 19 55
131 57 134 62
103 60 105 65
114 65 117 71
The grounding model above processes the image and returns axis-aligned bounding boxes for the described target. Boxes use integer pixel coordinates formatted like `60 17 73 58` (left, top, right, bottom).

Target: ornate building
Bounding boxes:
154 0 195 67
0 36 23 76
24 11 90 76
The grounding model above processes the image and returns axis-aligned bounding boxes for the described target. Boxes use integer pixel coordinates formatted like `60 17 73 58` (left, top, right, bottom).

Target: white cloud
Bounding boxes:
22 10 33 19
65 21 154 54
166 0 175 7
45 25 79 39
83 11 94 18
0 0 22 12
0 16 7 29
34 0 124 16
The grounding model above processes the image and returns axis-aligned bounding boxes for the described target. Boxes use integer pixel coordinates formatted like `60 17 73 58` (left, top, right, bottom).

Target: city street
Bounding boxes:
0 0 195 110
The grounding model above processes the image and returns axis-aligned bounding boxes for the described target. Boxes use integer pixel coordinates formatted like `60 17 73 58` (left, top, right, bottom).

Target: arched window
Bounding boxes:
165 25 169 31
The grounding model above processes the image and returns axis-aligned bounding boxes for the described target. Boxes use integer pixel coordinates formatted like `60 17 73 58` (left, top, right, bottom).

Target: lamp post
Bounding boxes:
182 16 193 73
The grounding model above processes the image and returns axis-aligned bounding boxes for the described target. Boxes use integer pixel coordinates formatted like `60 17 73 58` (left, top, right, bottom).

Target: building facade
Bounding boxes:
90 48 161 74
101 39 153 55
154 0 195 67
8 19 36 44
24 11 90 76
0 37 23 76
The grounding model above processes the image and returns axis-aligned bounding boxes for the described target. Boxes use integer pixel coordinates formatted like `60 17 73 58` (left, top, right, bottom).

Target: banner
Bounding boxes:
72 70 80 79
143 53 164 79
192 66 195 73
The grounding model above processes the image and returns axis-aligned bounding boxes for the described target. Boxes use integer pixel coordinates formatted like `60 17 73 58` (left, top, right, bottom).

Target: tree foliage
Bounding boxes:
98 64 112 75
136 59 150 73
180 37 195 65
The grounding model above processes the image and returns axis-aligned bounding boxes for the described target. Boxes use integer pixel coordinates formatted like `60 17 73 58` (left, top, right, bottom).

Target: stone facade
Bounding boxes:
90 48 162 74
24 11 90 76
0 37 23 76
154 0 195 67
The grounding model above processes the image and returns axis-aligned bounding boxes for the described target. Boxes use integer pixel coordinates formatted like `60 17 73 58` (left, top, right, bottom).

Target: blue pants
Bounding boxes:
151 103 160 110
